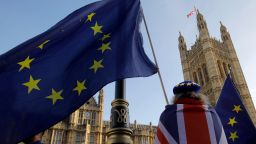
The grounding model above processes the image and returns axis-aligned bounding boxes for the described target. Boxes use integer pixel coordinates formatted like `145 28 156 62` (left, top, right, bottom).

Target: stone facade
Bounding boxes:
178 10 256 125
42 90 156 144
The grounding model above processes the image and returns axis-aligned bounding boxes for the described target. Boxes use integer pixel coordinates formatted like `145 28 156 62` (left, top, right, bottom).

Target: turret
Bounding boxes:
178 32 190 80
197 10 210 40
178 32 187 57
98 89 104 110
220 21 231 43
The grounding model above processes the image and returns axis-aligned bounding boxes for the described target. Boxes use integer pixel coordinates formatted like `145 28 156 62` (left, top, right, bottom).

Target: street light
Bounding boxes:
107 80 133 144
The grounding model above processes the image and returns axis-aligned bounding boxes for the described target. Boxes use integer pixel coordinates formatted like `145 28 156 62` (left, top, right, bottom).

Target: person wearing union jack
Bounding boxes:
155 81 228 144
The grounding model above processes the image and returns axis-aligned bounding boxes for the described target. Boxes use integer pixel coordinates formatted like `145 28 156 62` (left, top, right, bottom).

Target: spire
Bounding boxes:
178 31 187 63
220 21 230 42
178 31 184 41
98 89 104 109
178 31 187 51
220 21 227 32
196 10 209 40
197 9 203 19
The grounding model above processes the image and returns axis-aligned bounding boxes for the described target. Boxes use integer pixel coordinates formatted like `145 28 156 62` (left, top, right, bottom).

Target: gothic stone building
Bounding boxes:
42 90 156 144
178 10 256 124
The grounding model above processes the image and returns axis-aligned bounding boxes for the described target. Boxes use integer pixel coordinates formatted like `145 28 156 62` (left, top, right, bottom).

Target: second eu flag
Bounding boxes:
0 0 157 143
216 75 256 144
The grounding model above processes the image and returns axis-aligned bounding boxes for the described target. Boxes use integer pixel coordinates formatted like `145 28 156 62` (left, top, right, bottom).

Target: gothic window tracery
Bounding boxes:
223 62 228 76
202 64 209 82
198 68 204 86
217 60 224 78
193 72 199 83
53 130 63 144
91 112 96 125
75 132 85 144
89 133 94 144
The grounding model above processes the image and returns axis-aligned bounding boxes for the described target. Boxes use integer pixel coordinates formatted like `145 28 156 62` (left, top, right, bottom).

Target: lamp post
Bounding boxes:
107 80 133 144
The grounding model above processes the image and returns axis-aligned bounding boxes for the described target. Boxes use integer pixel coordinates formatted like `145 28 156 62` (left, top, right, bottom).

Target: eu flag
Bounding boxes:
216 75 256 144
0 0 157 143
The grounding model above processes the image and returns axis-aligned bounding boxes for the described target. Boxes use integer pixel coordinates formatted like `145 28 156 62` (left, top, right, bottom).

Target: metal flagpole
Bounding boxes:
142 10 170 105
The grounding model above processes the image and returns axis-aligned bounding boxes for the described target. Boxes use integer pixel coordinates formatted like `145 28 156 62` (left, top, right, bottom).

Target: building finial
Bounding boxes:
197 9 200 14
220 21 227 31
220 21 223 26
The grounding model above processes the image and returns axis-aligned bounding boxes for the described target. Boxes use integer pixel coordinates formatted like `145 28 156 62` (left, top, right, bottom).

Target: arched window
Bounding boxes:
198 68 204 86
76 132 85 144
193 72 198 83
217 60 224 78
198 24 201 30
202 64 209 82
53 130 63 144
201 24 204 29
78 110 83 124
90 112 96 126
90 134 94 144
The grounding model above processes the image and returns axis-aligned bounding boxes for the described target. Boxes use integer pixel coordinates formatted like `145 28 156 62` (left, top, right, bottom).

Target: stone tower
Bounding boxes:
178 10 256 124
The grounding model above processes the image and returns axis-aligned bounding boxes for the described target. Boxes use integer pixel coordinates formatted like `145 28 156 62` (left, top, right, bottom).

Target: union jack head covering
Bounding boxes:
173 81 201 95
154 104 228 144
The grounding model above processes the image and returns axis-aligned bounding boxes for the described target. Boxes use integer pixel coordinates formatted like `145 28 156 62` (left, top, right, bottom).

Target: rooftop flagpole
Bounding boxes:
142 9 170 105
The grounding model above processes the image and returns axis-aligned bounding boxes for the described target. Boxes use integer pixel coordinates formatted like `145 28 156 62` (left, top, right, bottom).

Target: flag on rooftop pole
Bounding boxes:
215 74 256 144
187 7 197 18
0 0 157 143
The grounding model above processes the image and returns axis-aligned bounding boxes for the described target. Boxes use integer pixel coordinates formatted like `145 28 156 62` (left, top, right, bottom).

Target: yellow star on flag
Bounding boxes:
86 13 96 22
73 80 87 95
98 42 111 53
18 56 35 72
229 131 239 142
46 89 64 105
91 22 103 36
23 75 41 94
233 105 242 113
90 59 104 73
228 117 237 127
101 33 111 41
38 40 50 49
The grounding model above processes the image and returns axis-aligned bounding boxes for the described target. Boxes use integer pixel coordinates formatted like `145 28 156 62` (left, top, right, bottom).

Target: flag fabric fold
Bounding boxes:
216 75 256 144
0 0 157 143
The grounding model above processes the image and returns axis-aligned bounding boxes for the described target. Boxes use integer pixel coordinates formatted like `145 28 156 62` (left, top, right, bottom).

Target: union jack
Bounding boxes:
155 104 228 144
187 7 197 18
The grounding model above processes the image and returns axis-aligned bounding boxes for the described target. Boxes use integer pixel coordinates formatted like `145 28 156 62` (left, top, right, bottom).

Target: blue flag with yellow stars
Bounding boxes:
0 0 157 143
215 75 256 144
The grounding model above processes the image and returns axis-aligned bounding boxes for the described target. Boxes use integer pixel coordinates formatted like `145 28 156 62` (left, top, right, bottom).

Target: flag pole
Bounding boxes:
142 10 170 105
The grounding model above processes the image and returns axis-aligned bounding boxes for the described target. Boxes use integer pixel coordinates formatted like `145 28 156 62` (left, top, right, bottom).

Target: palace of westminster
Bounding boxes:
41 11 256 144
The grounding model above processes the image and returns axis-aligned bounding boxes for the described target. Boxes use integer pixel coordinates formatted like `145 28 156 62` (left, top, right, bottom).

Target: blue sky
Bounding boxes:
0 0 255 125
